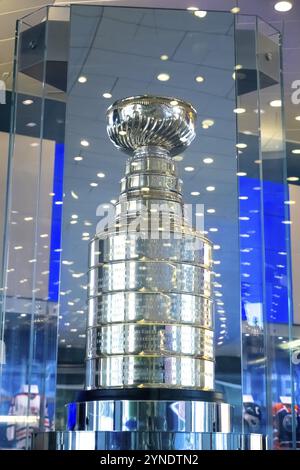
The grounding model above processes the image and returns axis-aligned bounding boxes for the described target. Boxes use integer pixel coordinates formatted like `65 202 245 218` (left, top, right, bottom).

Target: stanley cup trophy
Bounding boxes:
34 96 264 450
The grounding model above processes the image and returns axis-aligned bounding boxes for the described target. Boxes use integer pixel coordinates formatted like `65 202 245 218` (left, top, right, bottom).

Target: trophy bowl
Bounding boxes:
106 95 197 156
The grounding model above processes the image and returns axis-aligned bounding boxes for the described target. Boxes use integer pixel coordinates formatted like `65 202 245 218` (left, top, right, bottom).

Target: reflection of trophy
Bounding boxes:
34 96 264 449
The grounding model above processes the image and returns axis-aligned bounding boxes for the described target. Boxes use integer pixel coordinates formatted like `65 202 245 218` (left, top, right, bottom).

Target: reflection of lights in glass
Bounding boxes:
97 172 105 178
24 217 33 221
81 139 89 147
292 149 300 154
70 220 77 225
40 234 48 238
173 155 183 161
213 245 220 250
274 2 293 12
90 182 98 187
270 99 282 107
184 166 194 172
55 201 63 205
78 76 87 83
14 246 23 250
187 6 198 10
71 214 78 219
284 200 295 205
233 108 246 114
203 157 213 164
26 122 36 127
71 190 79 199
191 191 200 196
239 196 248 200
22 99 33 105
282 220 292 224
194 10 207 18
209 227 218 232
287 176 299 182
74 155 83 161
237 172 247 176
239 216 250 221
207 208 215 213
195 75 205 83
202 119 214 128
157 73 170 82
236 143 247 149
160 54 168 61
206 186 215 191
295 116 300 121
103 92 112 99
231 7 241 13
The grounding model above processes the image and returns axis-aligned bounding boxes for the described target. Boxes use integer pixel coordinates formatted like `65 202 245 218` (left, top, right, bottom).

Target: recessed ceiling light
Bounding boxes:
78 76 87 83
30 142 39 147
26 122 36 127
236 143 247 149
274 1 293 12
292 149 300 154
207 208 216 213
24 217 33 221
157 73 170 82
254 160 262 164
191 191 200 196
237 172 247 176
233 108 246 114
90 182 98 187
195 75 205 83
184 166 195 172
40 234 48 238
97 172 105 178
203 157 214 164
206 186 215 191
187 6 198 11
71 214 78 219
80 139 89 147
209 227 218 232
84 221 92 226
194 10 207 18
103 92 112 99
14 246 23 250
270 99 282 107
160 54 169 61
295 115 300 121
74 155 83 161
287 176 299 182
22 99 33 105
70 219 77 225
231 7 241 13
213 245 221 250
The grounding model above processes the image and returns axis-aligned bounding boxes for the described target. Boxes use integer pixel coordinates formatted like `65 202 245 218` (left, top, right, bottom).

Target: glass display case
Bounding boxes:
0 4 296 450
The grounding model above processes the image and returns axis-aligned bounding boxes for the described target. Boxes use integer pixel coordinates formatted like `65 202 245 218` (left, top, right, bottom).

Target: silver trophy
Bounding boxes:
86 95 214 391
33 96 264 450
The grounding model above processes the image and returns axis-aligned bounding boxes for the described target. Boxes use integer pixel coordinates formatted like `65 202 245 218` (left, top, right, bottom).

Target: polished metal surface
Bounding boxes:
66 400 232 433
86 95 214 390
33 431 266 450
106 95 197 157
85 356 214 389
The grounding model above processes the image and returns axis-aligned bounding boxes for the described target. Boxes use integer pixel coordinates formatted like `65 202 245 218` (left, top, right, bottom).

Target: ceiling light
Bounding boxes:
82 237 90 241
71 191 79 199
239 196 248 200
194 10 207 18
270 99 282 107
84 221 92 226
239 216 250 221
195 75 205 83
237 172 247 176
70 220 77 225
74 155 83 161
236 143 247 149
202 119 214 128
203 157 214 164
213 245 220 250
22 99 33 105
78 76 87 83
274 2 293 12
295 116 300 121
80 139 89 147
62 260 74 265
40 234 48 238
287 176 299 182
103 92 112 99
206 186 215 191
282 220 292 224
97 172 105 178
235 64 243 70
24 217 33 221
292 149 300 154
30 142 39 147
26 122 36 127
28 259 36 263
209 228 218 232
71 214 78 219
231 7 241 13
90 182 98 187
191 191 200 196
207 208 216 213
254 160 262 164
233 108 246 114
187 6 198 10
196 212 203 217
284 200 295 205
160 54 168 61
184 166 194 172
55 201 63 205
14 246 23 250
157 73 170 82
82 232 89 237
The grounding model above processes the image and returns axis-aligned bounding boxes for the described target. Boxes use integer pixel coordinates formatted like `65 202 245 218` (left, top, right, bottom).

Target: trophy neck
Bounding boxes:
132 145 171 160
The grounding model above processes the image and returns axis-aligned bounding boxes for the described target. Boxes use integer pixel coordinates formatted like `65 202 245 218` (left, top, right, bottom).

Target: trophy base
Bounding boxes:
32 396 265 450
33 430 266 450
